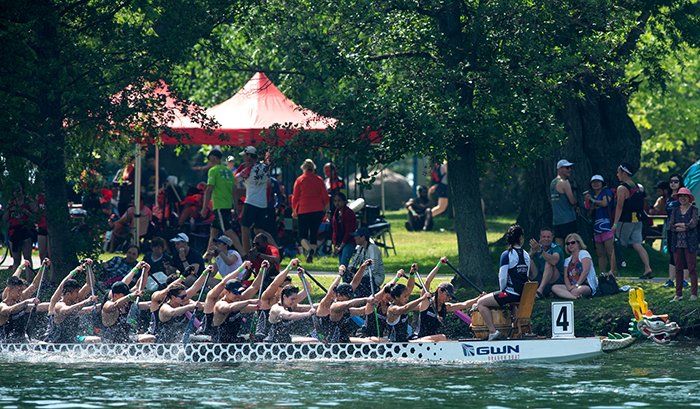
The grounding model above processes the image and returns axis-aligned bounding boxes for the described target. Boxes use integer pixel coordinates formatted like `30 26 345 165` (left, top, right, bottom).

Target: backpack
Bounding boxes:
430 164 443 184
622 182 646 213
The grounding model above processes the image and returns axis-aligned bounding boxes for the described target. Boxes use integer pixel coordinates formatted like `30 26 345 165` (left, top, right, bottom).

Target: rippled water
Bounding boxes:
1 340 699 408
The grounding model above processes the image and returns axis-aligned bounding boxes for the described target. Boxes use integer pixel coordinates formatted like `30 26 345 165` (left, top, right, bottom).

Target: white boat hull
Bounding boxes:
0 338 602 363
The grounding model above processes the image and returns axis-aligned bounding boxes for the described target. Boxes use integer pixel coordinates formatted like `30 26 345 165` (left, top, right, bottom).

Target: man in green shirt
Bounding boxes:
528 227 565 299
200 150 244 256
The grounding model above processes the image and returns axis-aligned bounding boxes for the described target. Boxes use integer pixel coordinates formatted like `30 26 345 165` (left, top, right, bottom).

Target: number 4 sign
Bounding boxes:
551 302 575 339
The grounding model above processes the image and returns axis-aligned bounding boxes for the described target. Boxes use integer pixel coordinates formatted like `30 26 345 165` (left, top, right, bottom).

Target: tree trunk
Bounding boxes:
40 137 78 280
450 142 496 289
516 82 642 237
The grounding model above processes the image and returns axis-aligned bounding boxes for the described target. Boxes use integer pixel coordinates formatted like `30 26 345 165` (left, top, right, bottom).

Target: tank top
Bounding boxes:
326 310 354 343
102 304 133 343
387 311 409 343
254 308 272 342
506 248 529 296
50 312 81 343
155 311 189 343
147 308 162 336
619 181 641 223
414 303 447 338
269 308 297 343
550 177 577 225
196 312 216 337
361 303 388 338
214 311 244 343
0 305 30 343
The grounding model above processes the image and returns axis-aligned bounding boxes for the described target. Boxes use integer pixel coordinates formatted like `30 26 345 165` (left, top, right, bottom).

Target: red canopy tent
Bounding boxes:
160 72 336 146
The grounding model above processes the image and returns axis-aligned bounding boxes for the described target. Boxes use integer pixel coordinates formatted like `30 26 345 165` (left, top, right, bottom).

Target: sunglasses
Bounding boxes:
566 241 578 246
670 179 680 183
172 294 186 299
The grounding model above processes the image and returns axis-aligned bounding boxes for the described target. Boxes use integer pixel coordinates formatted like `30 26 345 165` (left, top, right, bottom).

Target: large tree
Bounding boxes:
0 0 239 276
201 0 700 286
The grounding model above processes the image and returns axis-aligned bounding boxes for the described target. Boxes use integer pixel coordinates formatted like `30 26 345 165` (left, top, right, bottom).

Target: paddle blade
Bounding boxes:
127 299 140 329
182 316 196 346
249 311 259 345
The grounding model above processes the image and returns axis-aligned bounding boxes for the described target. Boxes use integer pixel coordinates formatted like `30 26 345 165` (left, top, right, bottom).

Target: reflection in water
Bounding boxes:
0 341 699 408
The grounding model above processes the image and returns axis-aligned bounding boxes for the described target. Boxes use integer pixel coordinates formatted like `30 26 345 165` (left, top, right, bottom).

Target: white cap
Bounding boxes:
239 146 257 156
590 175 604 183
557 159 574 169
170 232 189 243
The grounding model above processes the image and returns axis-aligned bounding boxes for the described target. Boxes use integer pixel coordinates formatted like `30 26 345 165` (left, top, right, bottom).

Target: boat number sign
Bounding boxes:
551 301 574 339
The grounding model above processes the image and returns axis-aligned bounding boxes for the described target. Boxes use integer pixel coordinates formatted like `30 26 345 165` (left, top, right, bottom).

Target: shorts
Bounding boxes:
38 227 48 236
9 226 35 253
553 220 578 240
615 221 643 247
212 208 232 233
240 203 267 228
594 230 614 243
544 274 565 296
433 183 448 198
494 291 521 306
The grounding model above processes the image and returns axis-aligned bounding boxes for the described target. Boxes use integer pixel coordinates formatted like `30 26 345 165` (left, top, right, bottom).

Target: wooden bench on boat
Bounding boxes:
470 282 538 339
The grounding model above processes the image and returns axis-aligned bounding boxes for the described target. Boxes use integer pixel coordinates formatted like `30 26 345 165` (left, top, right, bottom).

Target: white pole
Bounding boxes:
155 145 160 203
133 144 142 247
380 165 385 215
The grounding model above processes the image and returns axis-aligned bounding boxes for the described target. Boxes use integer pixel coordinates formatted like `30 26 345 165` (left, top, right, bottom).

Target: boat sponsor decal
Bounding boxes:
461 343 520 361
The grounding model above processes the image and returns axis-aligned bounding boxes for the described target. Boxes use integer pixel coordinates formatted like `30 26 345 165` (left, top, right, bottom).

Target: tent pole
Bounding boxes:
133 144 142 248
412 156 418 198
155 145 160 204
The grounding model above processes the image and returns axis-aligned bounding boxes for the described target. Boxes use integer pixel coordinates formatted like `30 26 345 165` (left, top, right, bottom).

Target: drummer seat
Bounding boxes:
510 282 538 338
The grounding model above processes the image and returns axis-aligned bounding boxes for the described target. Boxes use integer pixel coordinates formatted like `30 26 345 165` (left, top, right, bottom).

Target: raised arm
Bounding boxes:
78 259 95 300
22 259 48 299
351 260 371 291
389 291 429 318
261 259 300 303
317 268 343 316
423 257 447 292
186 265 211 300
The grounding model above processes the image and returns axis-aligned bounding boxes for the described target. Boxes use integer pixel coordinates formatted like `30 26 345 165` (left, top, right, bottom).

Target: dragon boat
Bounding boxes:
0 337 604 363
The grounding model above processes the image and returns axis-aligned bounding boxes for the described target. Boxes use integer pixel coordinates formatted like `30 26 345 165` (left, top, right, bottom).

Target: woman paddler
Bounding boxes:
100 263 150 343
0 260 44 343
253 258 301 342
386 272 431 343
49 259 101 343
155 282 204 343
212 267 265 343
475 224 531 341
410 257 485 342
358 268 412 342
315 264 375 343
268 282 317 343
139 265 208 343
197 260 254 340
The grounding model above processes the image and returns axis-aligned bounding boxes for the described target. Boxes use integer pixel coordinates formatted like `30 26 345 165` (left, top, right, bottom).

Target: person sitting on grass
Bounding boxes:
551 233 598 299
405 185 434 232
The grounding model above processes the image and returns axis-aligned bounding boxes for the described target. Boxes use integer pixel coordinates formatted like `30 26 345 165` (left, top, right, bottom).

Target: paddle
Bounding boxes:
87 263 100 335
24 260 47 341
127 267 146 329
445 260 483 294
411 271 471 326
182 282 206 347
303 269 328 293
249 266 266 345
367 264 382 341
297 267 325 343
302 267 364 327
414 269 441 324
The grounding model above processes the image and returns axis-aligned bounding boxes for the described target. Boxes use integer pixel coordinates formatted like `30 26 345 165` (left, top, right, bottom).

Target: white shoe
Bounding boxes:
488 330 501 341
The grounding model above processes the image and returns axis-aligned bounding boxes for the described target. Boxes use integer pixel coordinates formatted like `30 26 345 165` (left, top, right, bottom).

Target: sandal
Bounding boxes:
639 271 653 280
535 291 544 300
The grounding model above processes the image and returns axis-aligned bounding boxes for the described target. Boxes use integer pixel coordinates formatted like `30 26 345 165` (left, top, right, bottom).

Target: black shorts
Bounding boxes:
212 208 232 233
494 291 521 306
240 203 266 228
553 220 578 240
38 227 48 236
434 183 448 198
544 274 566 295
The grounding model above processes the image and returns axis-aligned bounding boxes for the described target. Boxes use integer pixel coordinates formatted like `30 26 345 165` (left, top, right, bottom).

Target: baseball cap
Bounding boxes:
349 227 371 238
213 235 233 247
170 232 189 243
437 281 456 298
239 146 257 156
335 283 355 298
180 195 199 206
225 280 243 294
590 175 604 183
557 159 573 169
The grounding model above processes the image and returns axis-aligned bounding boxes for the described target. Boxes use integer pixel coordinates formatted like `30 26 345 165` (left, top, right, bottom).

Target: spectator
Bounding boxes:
347 227 385 297
429 161 449 217
331 192 357 267
142 237 172 277
552 233 598 299
102 245 139 287
324 162 345 199
2 181 37 278
584 175 616 275
201 149 245 257
234 146 271 259
292 159 330 263
108 198 152 252
550 159 578 247
169 232 204 287
141 153 169 207
112 156 135 218
528 227 564 299
264 177 285 245
649 181 670 215
668 187 698 302
664 174 689 288
251 233 281 288
611 162 653 279
204 235 244 285
36 192 51 282
405 185 434 232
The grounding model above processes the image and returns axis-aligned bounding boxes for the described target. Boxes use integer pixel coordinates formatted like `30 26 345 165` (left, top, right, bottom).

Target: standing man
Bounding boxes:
234 146 271 259
201 149 245 256
141 153 169 207
550 159 578 247
611 162 653 279
528 227 565 299
347 227 385 297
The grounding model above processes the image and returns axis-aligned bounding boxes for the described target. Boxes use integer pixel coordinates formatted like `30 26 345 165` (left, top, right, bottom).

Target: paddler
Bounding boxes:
409 257 485 342
100 263 150 344
198 260 254 340
268 283 317 343
48 259 101 343
155 282 204 343
386 266 431 342
0 260 44 342
212 266 265 343
359 268 415 342
253 258 302 342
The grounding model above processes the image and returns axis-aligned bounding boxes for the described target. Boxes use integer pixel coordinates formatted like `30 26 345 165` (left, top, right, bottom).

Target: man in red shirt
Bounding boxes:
251 233 281 288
